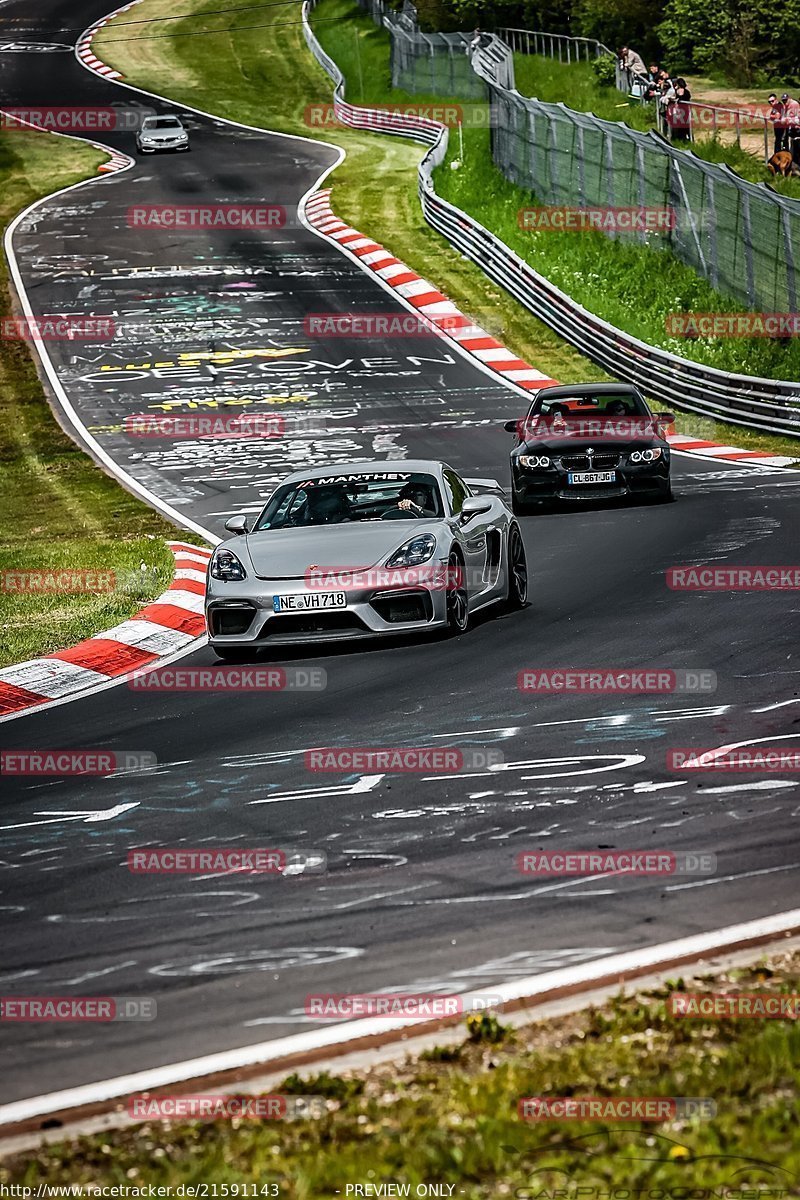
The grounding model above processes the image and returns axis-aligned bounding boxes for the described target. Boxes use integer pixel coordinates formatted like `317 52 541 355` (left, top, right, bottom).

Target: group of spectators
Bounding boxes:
767 93 800 155
618 48 692 138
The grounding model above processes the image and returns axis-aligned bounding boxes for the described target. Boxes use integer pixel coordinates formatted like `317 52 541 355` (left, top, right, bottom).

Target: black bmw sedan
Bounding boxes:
504 383 675 513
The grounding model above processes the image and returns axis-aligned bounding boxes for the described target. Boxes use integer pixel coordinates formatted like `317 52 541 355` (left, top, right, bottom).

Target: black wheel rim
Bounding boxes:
447 556 468 631
510 527 528 603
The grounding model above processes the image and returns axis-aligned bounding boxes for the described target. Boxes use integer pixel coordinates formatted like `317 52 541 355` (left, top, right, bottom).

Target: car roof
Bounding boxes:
281 460 448 484
531 383 642 400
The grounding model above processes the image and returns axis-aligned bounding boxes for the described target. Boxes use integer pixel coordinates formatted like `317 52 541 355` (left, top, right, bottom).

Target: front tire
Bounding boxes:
445 552 469 636
506 524 528 608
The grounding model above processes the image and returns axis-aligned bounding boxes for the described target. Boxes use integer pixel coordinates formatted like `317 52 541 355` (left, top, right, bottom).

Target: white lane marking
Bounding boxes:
665 861 800 892
58 961 138 986
3 907 799 1126
423 753 646 782
0 803 139 832
679 731 800 769
698 780 797 794
753 699 800 713
248 774 385 805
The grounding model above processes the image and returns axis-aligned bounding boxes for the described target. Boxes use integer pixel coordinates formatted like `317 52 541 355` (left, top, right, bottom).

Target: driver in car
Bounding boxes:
302 485 352 525
396 482 437 517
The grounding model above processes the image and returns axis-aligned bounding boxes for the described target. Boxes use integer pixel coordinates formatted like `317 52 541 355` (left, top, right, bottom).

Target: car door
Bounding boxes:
442 467 491 601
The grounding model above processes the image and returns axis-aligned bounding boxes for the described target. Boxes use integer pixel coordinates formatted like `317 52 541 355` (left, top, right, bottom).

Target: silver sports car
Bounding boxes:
205 459 528 659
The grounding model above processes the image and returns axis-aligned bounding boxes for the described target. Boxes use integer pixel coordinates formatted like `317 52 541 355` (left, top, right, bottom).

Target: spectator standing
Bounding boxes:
768 93 786 152
618 45 647 77
781 92 800 151
668 78 692 140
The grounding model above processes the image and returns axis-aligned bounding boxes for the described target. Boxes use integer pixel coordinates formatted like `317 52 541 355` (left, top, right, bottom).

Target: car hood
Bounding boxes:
242 522 441 580
141 128 185 140
518 434 666 454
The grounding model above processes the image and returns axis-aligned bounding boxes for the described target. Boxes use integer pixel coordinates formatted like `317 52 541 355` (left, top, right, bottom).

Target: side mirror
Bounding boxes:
224 514 249 535
460 496 493 523
504 419 522 434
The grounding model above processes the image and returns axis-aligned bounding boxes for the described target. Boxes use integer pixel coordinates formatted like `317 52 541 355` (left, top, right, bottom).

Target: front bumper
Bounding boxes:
137 139 189 152
206 575 449 648
512 456 670 503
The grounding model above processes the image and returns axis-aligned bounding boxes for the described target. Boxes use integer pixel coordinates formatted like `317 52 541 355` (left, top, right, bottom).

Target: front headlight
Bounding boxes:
630 448 663 463
385 534 436 568
519 454 551 468
210 548 247 581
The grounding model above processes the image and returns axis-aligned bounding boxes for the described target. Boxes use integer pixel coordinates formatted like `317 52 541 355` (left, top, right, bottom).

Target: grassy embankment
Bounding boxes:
0 130 183 667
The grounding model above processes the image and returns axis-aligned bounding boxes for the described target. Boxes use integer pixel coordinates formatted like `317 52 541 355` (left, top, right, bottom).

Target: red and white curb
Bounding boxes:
305 189 557 393
96 146 132 173
666 432 797 467
75 0 145 80
0 543 210 720
304 189 798 468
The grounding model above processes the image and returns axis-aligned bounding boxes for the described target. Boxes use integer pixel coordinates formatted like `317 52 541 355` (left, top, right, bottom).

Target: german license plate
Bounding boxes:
567 470 616 485
273 592 347 612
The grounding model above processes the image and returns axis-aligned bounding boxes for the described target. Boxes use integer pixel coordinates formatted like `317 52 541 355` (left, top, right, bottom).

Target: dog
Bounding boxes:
768 150 800 177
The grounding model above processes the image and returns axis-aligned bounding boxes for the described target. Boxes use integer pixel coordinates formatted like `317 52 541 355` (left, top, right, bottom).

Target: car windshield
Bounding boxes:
144 118 182 130
254 472 443 529
534 391 651 418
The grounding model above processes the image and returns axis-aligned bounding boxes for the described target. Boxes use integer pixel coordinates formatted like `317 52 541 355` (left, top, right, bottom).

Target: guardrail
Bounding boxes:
302 1 800 437
497 28 612 63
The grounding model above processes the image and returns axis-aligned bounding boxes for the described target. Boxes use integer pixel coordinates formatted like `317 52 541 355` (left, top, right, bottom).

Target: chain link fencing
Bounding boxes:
382 13 799 314
305 0 800 432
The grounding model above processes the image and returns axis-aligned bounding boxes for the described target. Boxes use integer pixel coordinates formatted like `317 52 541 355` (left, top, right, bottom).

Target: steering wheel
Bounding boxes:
381 508 420 520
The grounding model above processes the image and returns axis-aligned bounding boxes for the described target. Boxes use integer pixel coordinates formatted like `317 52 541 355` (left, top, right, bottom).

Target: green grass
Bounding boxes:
514 54 657 131
3 950 799 1192
94 0 800 463
0 129 186 668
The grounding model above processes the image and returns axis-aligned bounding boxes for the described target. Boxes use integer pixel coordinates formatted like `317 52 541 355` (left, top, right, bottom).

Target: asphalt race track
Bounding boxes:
1 0 799 1109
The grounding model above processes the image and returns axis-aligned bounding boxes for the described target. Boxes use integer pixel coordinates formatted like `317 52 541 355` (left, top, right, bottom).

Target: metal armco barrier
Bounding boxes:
302 1 800 437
